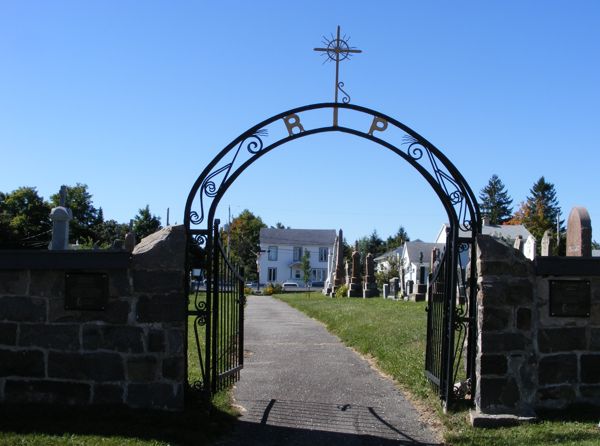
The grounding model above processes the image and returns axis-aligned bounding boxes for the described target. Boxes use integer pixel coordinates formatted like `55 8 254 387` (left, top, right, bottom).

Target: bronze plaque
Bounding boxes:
549 280 591 317
65 272 109 311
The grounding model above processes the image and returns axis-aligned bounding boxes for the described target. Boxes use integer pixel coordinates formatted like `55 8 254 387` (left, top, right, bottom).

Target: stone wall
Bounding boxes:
0 226 187 410
474 235 600 419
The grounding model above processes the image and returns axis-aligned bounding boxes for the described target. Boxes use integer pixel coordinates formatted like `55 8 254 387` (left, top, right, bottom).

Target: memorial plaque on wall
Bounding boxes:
549 280 591 317
65 272 109 311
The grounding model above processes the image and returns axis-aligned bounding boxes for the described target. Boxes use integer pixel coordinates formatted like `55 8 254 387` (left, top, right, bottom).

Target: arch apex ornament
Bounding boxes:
314 26 362 126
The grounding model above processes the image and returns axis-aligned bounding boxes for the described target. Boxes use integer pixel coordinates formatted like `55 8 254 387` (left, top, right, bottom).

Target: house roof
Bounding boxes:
374 247 403 262
482 224 532 241
436 223 533 243
260 228 337 246
403 241 444 264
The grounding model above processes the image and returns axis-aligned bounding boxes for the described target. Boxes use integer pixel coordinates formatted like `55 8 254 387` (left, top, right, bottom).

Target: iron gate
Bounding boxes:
188 219 245 394
184 102 481 405
425 234 477 408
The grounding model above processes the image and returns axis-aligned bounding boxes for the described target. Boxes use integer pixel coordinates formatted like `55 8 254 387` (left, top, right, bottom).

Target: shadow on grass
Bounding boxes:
0 396 237 446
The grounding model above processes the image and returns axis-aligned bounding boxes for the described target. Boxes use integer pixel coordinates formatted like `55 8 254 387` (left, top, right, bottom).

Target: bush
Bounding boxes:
334 284 348 298
263 283 283 296
244 286 252 296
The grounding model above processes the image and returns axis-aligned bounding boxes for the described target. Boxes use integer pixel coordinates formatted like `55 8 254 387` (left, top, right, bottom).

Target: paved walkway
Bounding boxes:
216 295 441 446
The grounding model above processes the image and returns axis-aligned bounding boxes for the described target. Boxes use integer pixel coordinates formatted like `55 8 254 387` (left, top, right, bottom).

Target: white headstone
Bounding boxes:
523 235 536 260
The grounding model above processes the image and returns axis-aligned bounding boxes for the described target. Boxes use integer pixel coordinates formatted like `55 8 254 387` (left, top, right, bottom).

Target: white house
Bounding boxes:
400 240 445 301
258 228 337 286
435 219 533 245
374 247 403 274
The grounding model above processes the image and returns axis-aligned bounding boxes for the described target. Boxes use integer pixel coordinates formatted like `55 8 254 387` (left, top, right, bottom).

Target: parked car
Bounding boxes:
282 282 299 289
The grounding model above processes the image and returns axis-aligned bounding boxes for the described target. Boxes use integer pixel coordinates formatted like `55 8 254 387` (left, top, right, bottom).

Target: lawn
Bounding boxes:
275 292 599 446
0 293 238 446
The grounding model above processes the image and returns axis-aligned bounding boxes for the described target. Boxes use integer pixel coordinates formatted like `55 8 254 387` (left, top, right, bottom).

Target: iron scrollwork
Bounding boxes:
192 130 268 225
403 135 472 233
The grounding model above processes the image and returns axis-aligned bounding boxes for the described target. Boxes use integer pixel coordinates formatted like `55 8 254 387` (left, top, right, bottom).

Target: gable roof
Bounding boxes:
403 241 445 264
260 228 337 246
374 247 403 262
436 223 533 243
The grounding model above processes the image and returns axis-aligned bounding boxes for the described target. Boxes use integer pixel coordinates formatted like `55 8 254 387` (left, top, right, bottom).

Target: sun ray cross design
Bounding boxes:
314 26 362 126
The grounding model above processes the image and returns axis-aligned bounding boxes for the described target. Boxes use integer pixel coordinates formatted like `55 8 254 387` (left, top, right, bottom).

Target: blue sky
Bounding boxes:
1 1 598 244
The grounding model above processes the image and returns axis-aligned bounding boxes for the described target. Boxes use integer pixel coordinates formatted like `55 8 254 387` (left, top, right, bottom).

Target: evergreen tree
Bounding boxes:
385 226 410 250
478 174 513 224
510 176 562 242
132 205 162 240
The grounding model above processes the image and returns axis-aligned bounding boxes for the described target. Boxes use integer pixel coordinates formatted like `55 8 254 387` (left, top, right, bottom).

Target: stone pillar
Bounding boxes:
541 230 554 256
472 235 536 425
348 249 362 297
363 252 378 298
566 207 592 257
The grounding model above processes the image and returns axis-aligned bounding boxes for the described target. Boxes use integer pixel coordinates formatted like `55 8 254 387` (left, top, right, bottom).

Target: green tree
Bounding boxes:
375 253 401 290
223 209 267 281
50 183 101 243
0 187 51 248
479 174 513 224
132 205 162 240
509 176 562 243
301 249 311 289
385 226 410 250
96 219 129 247
592 240 600 250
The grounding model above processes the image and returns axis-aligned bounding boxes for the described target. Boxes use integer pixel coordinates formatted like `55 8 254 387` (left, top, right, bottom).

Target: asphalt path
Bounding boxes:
216 295 442 446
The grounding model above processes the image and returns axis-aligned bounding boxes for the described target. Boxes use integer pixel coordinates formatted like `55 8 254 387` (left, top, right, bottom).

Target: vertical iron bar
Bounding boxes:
211 219 220 394
239 267 245 379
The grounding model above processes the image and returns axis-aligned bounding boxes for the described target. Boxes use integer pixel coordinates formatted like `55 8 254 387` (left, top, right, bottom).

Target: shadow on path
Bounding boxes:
218 398 440 445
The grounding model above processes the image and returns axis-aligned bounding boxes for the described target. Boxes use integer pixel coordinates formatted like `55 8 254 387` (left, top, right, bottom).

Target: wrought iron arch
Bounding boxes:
185 102 481 407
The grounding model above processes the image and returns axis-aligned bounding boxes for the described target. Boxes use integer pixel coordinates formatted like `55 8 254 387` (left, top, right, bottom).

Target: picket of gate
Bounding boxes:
187 220 245 395
210 221 245 393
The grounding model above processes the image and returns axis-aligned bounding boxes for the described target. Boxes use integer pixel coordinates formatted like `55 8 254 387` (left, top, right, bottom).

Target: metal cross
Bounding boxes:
314 26 362 126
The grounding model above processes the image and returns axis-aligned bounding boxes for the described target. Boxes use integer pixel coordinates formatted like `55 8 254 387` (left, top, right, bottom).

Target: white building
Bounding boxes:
400 240 444 301
258 228 336 286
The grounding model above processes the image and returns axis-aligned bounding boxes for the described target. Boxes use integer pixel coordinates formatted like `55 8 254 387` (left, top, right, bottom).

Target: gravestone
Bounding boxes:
566 206 592 257
541 230 554 256
348 249 362 297
513 235 523 252
332 229 345 293
524 235 536 260
383 284 389 299
124 219 136 252
363 252 378 298
49 186 73 250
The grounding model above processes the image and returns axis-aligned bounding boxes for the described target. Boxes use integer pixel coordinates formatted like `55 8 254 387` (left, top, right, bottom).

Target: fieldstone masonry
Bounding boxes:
0 225 187 410
474 234 600 423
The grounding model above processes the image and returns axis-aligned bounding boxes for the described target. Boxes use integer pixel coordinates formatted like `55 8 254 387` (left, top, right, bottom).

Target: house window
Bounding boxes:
268 246 278 261
268 267 277 282
294 269 301 279
319 247 328 262
293 246 302 261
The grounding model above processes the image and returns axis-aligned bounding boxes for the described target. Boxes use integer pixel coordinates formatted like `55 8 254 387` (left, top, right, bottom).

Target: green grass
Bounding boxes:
0 292 238 446
275 293 599 446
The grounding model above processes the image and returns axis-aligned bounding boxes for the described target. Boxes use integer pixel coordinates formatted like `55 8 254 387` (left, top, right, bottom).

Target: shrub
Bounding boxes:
334 284 348 298
244 286 252 296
